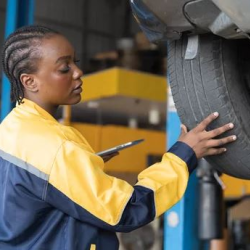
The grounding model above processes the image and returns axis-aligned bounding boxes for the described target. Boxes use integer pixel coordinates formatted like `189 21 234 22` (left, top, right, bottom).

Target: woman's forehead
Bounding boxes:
40 35 74 59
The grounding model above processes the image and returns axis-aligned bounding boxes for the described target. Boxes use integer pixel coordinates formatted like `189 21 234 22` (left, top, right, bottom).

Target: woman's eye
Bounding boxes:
59 66 70 73
74 59 80 64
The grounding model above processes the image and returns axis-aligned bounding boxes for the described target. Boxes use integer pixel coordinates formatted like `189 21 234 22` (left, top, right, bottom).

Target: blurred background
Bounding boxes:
0 0 167 79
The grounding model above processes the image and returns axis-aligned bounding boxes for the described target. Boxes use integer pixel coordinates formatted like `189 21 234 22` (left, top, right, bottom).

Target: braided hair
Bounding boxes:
1 25 59 104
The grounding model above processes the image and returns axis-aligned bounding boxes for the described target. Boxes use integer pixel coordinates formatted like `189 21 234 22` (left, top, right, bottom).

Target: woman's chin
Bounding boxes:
69 95 82 105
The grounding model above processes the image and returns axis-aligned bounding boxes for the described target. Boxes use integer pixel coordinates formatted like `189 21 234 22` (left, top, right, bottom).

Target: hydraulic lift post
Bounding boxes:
164 86 208 250
1 0 35 121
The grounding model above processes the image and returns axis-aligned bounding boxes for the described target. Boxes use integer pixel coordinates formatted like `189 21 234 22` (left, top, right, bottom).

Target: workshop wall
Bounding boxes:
0 0 140 85
34 0 140 69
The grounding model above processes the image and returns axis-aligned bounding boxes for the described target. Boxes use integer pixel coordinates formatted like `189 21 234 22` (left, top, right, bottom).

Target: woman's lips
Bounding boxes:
73 86 82 94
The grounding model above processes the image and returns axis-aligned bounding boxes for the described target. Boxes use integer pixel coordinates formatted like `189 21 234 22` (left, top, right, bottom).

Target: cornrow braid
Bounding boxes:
1 25 59 104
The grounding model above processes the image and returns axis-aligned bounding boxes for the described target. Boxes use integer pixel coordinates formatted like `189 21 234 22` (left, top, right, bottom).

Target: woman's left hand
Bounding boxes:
101 152 119 163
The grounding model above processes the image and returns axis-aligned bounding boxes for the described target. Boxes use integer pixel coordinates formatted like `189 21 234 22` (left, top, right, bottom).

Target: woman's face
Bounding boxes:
32 34 83 107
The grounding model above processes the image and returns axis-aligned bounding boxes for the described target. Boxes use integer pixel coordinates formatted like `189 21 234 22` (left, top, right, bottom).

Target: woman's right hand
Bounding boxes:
178 112 237 159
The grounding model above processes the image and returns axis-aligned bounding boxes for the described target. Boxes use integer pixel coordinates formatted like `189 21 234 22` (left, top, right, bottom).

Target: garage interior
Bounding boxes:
1 0 250 250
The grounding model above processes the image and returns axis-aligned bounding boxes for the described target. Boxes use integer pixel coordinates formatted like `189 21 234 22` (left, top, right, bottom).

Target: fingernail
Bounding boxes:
232 135 237 140
213 112 219 117
224 148 227 152
229 123 234 128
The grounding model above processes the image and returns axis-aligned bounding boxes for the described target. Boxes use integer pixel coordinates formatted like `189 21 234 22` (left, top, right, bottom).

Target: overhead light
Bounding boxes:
87 101 99 109
149 106 160 125
128 117 138 129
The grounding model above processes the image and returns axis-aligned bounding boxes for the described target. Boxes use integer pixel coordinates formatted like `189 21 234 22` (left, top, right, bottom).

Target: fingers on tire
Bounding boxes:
207 136 237 147
206 123 234 138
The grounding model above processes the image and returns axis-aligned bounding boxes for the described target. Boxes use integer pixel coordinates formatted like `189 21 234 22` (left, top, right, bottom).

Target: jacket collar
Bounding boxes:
16 98 58 122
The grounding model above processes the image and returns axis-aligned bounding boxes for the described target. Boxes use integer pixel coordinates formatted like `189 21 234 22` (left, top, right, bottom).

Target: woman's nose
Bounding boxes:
73 66 83 79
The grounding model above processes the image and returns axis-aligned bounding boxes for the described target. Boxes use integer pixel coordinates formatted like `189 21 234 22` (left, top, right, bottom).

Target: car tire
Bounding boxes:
167 34 250 179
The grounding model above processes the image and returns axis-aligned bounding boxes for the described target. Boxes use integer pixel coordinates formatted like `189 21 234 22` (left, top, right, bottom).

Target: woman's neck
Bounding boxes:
24 95 58 117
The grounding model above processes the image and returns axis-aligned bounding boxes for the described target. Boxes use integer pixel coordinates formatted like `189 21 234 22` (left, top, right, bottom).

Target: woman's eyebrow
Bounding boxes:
55 55 72 64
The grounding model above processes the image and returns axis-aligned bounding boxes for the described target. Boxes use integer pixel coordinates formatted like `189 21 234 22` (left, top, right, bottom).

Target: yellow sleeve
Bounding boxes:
46 140 197 232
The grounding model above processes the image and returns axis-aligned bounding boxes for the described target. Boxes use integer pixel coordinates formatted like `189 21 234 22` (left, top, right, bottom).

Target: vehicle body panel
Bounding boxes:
131 0 250 42
212 0 250 33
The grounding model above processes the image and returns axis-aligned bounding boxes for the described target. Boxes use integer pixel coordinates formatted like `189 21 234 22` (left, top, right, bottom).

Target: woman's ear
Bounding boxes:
20 73 38 93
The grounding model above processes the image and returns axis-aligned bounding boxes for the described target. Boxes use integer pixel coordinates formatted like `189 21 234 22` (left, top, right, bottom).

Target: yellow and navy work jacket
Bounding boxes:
0 99 197 250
